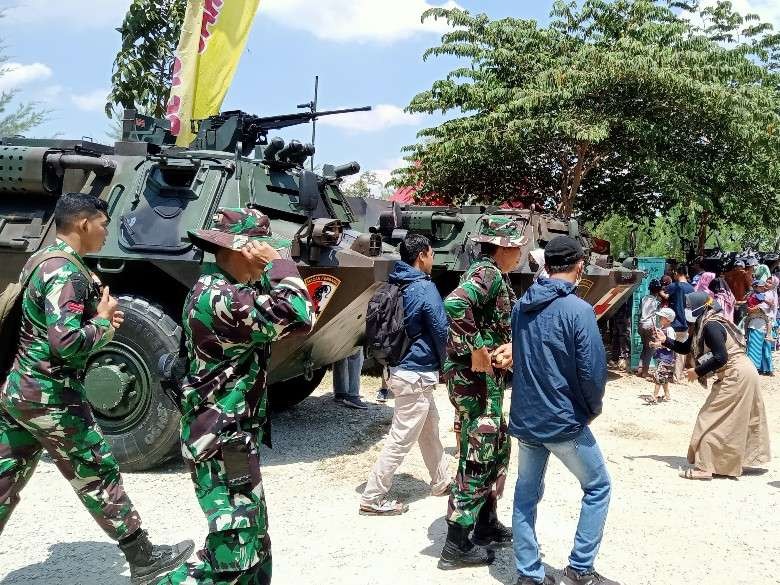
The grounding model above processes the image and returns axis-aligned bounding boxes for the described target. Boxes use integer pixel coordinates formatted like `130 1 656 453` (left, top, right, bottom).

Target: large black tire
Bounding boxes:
268 368 327 411
85 296 181 472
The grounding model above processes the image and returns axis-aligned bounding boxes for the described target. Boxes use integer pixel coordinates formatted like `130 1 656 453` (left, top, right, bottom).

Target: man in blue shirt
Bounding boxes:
664 264 695 382
359 234 451 515
509 236 619 585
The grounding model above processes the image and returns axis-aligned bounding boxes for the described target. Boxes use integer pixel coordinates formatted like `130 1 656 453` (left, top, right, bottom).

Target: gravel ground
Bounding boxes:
0 363 777 585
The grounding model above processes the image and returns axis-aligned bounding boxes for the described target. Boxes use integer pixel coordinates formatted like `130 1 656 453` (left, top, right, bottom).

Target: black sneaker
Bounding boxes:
375 388 389 402
517 576 555 585
562 566 620 585
339 396 369 410
119 530 194 585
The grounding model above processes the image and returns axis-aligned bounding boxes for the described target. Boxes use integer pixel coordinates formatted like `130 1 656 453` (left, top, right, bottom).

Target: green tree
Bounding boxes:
342 171 393 199
396 1 780 239
106 0 186 118
0 12 47 135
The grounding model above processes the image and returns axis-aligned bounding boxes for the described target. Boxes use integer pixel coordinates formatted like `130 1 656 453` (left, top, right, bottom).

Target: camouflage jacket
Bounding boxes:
1 239 113 405
180 259 313 462
443 256 516 371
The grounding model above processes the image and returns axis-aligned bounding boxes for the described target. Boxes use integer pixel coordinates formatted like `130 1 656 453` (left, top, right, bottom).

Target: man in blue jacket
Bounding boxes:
359 234 451 515
509 236 619 585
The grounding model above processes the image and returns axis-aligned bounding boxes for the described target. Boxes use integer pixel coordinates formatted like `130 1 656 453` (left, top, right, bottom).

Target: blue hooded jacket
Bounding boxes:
388 261 448 372
509 277 607 443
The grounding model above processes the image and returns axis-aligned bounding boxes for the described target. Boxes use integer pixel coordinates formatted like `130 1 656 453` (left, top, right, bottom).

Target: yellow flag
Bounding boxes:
166 0 261 147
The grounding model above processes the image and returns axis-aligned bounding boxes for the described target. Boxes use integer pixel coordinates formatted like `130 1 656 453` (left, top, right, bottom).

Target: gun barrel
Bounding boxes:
431 214 464 226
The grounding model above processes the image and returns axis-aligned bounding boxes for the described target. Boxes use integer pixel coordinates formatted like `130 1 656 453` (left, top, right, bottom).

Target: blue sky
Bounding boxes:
2 0 779 187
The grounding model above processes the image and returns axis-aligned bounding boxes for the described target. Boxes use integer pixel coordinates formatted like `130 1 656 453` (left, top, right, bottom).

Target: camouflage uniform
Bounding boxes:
0 239 141 539
443 217 524 529
158 209 313 585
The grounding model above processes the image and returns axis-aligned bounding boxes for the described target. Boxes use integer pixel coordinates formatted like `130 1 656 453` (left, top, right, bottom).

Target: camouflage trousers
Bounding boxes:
445 367 510 528
157 427 270 585
0 394 141 539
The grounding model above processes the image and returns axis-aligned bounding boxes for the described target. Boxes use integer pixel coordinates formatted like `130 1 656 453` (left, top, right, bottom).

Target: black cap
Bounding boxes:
544 236 585 266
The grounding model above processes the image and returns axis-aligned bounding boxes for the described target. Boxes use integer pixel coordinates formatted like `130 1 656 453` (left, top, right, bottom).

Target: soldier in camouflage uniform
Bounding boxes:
0 193 193 585
157 208 313 585
438 216 527 570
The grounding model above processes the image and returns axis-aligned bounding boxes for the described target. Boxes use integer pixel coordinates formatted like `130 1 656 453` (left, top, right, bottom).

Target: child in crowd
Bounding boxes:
650 308 677 403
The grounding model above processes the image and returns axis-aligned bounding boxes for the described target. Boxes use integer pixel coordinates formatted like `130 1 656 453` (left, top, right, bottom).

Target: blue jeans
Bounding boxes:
512 427 611 582
332 350 364 398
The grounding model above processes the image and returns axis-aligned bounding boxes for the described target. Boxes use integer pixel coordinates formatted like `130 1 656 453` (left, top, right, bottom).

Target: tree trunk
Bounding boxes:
696 211 710 256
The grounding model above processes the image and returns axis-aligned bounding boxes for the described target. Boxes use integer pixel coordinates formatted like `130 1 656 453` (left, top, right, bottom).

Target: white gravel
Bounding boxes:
0 366 777 585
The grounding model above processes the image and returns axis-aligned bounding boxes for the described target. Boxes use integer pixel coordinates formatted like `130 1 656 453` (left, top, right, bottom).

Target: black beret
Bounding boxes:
544 236 585 266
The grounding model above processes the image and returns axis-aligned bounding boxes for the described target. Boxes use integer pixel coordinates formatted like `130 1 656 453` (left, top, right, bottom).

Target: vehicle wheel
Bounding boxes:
268 368 327 411
84 296 181 472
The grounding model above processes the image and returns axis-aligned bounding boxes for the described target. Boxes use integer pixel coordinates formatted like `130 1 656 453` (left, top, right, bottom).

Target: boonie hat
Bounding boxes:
544 236 585 266
733 259 745 268
654 308 676 322
188 208 290 254
471 215 527 248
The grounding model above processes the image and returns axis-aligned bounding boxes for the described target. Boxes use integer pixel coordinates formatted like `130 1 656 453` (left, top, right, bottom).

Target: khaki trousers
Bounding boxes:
674 330 689 382
361 374 449 505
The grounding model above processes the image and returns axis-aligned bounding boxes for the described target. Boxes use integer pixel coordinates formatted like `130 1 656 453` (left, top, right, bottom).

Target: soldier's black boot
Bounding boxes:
437 521 495 570
472 496 513 547
119 529 194 585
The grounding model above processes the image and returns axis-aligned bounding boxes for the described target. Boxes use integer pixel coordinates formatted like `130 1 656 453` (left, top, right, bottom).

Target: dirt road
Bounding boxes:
0 365 777 585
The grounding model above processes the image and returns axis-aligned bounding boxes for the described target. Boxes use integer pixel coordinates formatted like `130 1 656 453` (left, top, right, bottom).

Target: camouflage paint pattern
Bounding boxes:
0 240 139 540
158 257 313 584
443 256 515 528
470 215 528 248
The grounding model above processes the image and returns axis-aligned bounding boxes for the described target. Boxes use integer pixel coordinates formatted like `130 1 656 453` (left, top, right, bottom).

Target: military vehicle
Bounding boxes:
347 198 642 321
0 107 641 472
0 107 394 471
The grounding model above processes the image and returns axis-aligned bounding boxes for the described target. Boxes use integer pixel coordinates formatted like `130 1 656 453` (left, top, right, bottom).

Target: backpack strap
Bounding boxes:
21 250 94 289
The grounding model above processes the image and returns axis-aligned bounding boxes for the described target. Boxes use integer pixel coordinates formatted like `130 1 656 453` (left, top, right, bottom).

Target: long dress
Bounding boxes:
669 313 771 476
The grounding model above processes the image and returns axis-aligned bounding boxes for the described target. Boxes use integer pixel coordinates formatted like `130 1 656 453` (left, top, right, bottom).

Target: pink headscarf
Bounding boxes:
695 272 716 295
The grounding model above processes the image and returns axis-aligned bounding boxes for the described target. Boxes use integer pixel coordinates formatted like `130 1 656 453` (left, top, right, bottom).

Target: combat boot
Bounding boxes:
437 521 495 570
118 529 194 585
472 498 512 547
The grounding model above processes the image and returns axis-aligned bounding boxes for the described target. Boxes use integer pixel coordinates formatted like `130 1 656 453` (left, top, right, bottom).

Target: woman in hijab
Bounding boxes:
694 271 715 295
654 291 771 480
754 263 771 284
708 277 736 323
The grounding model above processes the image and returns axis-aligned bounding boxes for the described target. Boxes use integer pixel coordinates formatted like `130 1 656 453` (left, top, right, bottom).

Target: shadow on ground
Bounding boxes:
132 393 394 476
0 541 126 585
354 473 435 505
623 454 688 469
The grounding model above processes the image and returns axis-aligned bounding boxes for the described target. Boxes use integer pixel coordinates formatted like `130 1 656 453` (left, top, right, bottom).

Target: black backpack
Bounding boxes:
366 282 410 367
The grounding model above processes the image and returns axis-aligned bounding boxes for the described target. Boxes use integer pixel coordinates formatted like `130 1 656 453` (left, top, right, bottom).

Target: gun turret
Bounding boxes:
191 107 371 156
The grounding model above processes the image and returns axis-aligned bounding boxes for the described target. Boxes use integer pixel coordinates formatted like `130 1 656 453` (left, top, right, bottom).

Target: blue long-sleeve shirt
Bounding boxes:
509 277 607 442
388 261 448 372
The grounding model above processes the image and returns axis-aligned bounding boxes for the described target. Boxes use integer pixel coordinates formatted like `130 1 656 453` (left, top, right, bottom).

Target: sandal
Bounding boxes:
679 467 712 480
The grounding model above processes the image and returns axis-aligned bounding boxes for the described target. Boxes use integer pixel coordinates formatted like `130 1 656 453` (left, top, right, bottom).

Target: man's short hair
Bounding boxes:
480 242 499 257
54 193 109 231
399 233 431 265
547 262 579 275
675 264 689 277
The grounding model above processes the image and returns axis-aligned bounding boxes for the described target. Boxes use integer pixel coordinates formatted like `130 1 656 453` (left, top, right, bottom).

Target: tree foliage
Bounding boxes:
0 11 47 136
342 171 393 199
395 1 780 234
106 0 186 118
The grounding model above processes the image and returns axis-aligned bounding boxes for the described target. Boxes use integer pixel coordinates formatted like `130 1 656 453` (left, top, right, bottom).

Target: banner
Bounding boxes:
166 0 261 147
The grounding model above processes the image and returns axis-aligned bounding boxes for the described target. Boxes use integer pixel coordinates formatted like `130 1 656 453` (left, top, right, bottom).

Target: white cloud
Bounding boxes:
70 88 110 112
318 104 422 132
262 0 461 43
0 62 53 93
4 0 131 29
342 157 408 197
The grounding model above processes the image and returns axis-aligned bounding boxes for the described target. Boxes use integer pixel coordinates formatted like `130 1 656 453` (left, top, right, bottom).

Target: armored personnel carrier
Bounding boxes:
0 107 392 470
348 198 642 321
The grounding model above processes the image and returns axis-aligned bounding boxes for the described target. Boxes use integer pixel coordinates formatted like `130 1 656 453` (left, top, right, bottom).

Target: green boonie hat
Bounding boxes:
188 208 291 253
471 215 527 248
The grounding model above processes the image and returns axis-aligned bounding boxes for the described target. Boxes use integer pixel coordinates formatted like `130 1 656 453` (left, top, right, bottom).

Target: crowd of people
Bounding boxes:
0 195 773 585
